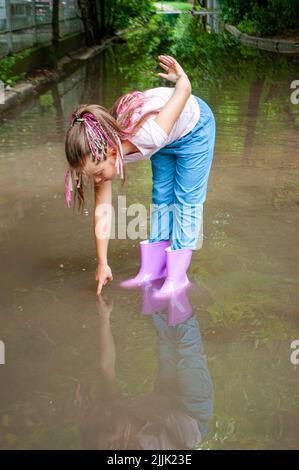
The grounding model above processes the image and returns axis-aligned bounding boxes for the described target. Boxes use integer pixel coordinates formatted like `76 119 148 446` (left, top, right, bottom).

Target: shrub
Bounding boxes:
218 0 299 37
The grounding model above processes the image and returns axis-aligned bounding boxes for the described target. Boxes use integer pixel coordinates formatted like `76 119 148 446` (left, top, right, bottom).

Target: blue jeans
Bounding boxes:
149 96 216 250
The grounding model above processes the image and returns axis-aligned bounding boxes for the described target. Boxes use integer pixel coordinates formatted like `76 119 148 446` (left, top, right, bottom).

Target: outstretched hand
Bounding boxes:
95 264 113 296
157 55 187 83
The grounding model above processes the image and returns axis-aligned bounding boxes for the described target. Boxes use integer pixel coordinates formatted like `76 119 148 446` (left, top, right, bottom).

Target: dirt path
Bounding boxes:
153 2 184 13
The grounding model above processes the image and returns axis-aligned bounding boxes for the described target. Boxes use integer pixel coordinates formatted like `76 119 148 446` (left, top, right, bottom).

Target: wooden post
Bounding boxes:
51 0 59 67
4 0 13 53
32 0 38 46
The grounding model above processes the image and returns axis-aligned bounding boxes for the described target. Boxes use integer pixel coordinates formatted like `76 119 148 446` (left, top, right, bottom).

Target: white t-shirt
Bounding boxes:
124 87 200 163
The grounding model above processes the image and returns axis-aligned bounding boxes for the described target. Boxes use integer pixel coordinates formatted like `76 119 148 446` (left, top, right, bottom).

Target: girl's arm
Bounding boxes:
154 55 192 135
94 180 113 295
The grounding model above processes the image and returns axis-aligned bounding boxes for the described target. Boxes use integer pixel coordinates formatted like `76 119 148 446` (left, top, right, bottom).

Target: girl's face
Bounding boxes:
81 147 117 184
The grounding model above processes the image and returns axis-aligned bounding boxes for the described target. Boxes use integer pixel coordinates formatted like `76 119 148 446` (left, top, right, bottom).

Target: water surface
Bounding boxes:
0 42 298 449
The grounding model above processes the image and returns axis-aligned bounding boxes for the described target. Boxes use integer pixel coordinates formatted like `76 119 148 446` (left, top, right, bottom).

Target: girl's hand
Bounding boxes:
157 55 188 84
95 264 113 296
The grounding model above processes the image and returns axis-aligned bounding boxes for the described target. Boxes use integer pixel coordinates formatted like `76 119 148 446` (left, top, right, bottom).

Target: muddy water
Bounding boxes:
0 45 298 449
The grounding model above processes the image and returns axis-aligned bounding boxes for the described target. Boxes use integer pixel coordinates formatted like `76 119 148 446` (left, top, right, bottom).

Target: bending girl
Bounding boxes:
64 55 216 297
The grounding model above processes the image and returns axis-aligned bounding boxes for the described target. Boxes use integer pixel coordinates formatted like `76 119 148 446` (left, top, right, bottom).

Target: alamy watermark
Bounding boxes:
0 79 4 105
0 340 5 365
94 195 204 244
290 80 299 105
290 340 299 366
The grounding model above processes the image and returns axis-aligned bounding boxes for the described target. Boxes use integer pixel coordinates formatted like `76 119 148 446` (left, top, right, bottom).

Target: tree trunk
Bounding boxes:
51 0 60 68
78 0 101 46
99 0 106 37
107 0 117 35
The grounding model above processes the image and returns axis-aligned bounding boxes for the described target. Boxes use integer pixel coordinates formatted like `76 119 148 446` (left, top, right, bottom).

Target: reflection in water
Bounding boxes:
79 294 213 450
140 280 193 326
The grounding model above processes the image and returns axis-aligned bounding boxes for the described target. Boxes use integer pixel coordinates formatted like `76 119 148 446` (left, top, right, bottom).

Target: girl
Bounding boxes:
65 55 216 297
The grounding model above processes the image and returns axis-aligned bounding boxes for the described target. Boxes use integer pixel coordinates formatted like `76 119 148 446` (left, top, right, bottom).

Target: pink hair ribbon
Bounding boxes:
116 91 147 133
64 168 73 208
64 168 82 208
115 134 124 180
65 110 125 208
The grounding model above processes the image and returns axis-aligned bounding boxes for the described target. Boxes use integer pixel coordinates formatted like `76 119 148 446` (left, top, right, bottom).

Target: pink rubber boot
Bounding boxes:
153 247 193 299
120 240 170 289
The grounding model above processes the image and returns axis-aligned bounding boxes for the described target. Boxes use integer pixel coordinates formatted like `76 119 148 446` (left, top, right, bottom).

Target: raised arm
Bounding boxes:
94 180 113 295
154 55 192 135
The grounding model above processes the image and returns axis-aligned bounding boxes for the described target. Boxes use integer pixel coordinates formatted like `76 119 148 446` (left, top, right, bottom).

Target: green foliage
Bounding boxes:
110 14 177 93
218 0 299 37
122 13 174 55
0 51 30 85
119 12 297 91
173 13 298 88
217 0 249 24
39 92 54 109
169 15 254 86
249 0 299 36
113 0 155 31
237 16 260 35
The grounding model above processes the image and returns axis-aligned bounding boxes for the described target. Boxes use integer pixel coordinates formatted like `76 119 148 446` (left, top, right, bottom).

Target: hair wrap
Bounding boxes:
115 91 147 133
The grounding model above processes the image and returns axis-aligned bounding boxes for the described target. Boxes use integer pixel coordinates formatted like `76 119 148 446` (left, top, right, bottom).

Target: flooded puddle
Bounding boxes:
0 42 298 449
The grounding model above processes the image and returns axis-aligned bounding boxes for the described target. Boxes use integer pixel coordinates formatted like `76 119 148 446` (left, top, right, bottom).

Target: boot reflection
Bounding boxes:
140 279 167 315
140 280 193 326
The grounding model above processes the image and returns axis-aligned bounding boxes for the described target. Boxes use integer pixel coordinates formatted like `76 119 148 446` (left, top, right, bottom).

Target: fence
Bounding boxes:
0 0 83 59
206 0 220 33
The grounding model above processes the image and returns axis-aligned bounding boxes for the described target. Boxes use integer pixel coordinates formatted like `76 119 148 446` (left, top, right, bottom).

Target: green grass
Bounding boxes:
154 1 193 12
